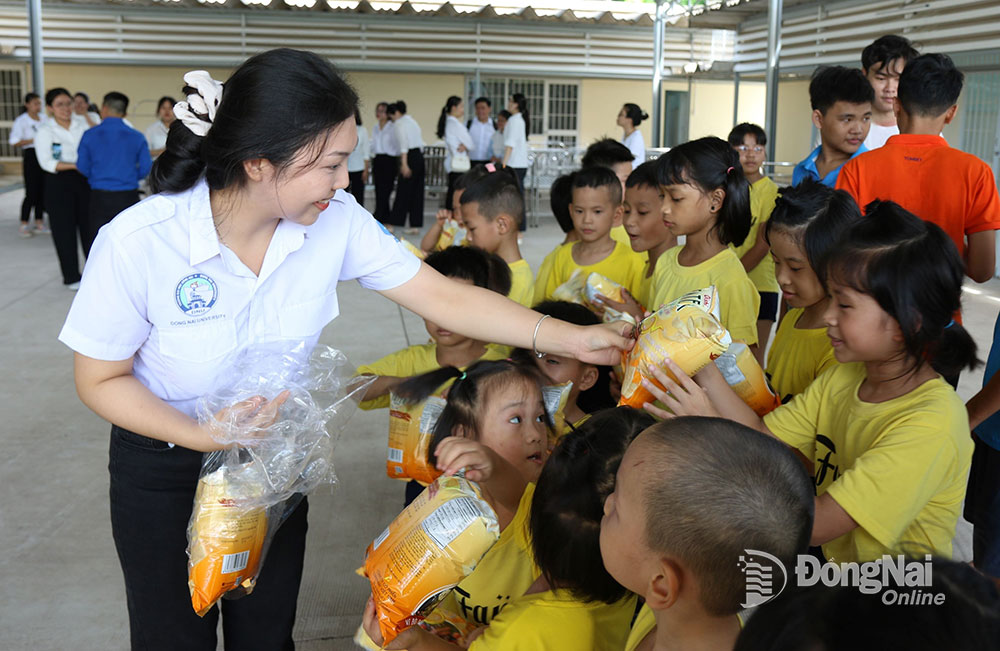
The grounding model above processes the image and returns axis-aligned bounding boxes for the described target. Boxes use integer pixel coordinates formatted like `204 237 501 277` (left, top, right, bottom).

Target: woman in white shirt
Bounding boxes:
144 96 176 157
388 100 426 234
436 95 474 211
73 91 101 127
618 103 648 169
8 92 47 237
502 94 530 195
347 108 370 209
58 48 631 651
34 87 91 288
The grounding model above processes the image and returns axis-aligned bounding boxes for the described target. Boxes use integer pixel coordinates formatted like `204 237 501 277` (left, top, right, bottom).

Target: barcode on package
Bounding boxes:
373 526 390 551
421 497 482 550
221 551 250 574
419 398 446 433
388 447 404 463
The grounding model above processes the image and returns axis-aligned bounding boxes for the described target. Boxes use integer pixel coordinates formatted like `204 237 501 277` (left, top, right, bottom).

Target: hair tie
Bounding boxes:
173 70 223 137
726 166 735 175
485 162 497 173
457 371 467 381
945 319 955 329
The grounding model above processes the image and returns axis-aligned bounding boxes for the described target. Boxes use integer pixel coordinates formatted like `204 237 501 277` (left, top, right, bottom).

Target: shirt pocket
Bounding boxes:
158 319 238 363
278 291 339 339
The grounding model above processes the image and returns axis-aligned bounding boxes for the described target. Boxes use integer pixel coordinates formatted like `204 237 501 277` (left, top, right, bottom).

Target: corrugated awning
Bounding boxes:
686 0 819 30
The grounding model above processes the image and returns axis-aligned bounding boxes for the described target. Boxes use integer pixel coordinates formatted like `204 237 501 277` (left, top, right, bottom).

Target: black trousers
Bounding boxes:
372 154 397 224
45 169 89 284
348 170 366 209
445 171 463 213
109 426 308 651
87 189 139 254
511 167 528 231
390 148 425 229
21 148 45 223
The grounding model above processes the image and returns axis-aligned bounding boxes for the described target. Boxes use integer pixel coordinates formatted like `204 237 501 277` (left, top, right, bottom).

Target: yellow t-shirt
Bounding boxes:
356 342 511 410
763 363 973 563
469 590 637 651
624 603 655 651
533 246 559 307
634 259 654 310
433 484 539 633
732 177 780 294
508 259 535 308
649 246 760 345
765 308 838 403
611 224 631 246
539 241 645 303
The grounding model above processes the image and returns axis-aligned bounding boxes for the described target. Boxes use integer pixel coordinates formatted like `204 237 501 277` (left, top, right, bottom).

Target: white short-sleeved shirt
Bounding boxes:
348 126 370 173
145 120 169 153
372 120 400 157
9 112 46 150
623 130 645 169
863 123 899 151
393 114 424 152
443 115 474 173
503 112 528 168
58 179 422 418
34 115 90 173
468 117 495 161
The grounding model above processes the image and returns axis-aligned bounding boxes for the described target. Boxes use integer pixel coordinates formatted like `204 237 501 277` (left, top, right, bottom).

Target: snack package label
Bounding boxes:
387 394 447 484
541 382 572 445
422 497 484 550
714 343 782 416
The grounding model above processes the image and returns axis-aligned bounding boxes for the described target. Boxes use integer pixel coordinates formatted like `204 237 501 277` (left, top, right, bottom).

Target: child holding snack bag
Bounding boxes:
533 174 577 305
421 166 491 254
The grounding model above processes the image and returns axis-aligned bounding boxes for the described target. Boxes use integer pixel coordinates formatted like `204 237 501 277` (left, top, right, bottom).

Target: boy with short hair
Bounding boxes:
536 166 645 302
601 417 814 651
837 53 1000 283
792 66 874 188
861 34 919 150
459 170 534 307
582 137 635 194
729 123 780 364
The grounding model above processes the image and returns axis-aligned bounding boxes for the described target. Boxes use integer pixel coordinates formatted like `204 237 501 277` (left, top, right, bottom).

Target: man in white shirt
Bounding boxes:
861 35 919 150
371 101 400 225
467 96 496 167
8 92 48 236
388 101 425 233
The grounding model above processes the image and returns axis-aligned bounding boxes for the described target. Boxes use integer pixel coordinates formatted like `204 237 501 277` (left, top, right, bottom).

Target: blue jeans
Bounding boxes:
965 433 1000 577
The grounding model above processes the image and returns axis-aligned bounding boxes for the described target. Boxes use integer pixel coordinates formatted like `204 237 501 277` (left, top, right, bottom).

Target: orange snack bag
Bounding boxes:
364 475 500 646
387 394 446 484
714 343 782 416
187 466 269 616
552 270 629 322
619 286 732 409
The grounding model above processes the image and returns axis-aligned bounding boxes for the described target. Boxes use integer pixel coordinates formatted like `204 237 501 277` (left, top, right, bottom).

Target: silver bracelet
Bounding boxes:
532 314 551 358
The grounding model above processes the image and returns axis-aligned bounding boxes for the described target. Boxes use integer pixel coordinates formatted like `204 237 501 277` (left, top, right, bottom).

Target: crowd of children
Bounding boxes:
345 34 1000 650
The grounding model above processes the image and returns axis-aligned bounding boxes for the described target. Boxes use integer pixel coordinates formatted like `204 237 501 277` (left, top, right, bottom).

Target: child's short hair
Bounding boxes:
639 417 814 616
459 169 524 227
765 179 862 286
396 360 551 466
512 301 616 414
571 166 623 207
734 558 1000 651
809 66 875 113
424 246 511 296
625 160 659 190
453 164 492 194
826 200 979 378
549 174 575 234
656 136 751 247
861 34 919 74
727 122 766 147
898 53 964 118
530 407 656 603
581 138 634 170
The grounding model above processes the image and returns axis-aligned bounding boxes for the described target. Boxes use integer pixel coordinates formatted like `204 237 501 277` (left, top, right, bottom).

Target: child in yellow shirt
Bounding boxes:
765 179 861 402
536 167 644 302
366 407 654 651
533 174 576 305
729 124 781 363
355 246 512 410
460 169 534 307
420 166 490 254
649 137 760 346
600 417 814 651
645 202 978 563
580 138 638 248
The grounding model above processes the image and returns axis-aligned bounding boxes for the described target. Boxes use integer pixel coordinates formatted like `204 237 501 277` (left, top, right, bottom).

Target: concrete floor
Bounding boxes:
0 186 994 650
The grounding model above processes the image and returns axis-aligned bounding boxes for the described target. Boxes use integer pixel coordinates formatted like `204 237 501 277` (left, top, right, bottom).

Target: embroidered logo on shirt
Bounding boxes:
175 273 218 316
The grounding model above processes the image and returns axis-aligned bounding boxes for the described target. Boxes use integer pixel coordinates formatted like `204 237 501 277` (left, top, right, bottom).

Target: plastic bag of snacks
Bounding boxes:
435 220 464 251
713 343 781 416
541 382 572 445
387 394 447 484
188 342 372 616
552 270 631 323
364 475 500 646
619 287 732 409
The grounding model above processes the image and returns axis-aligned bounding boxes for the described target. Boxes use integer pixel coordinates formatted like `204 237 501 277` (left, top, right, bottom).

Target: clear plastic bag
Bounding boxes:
187 342 373 616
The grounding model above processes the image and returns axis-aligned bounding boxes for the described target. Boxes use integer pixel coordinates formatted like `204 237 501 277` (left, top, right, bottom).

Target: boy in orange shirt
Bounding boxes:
838 53 1000 283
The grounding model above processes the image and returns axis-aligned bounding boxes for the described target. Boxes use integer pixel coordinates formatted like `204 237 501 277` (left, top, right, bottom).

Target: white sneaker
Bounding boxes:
18 224 32 238
34 223 50 235
66 282 81 291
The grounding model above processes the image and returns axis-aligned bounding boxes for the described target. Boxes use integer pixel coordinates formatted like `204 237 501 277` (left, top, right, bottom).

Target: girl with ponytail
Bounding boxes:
437 95 473 211
502 93 530 211
617 102 648 169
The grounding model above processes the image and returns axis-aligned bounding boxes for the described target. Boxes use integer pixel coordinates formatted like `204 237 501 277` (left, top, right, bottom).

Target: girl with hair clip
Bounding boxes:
437 95 474 212
363 407 652 650
56 48 630 651
648 136 759 347
617 103 648 169
502 94 529 202
643 200 979 565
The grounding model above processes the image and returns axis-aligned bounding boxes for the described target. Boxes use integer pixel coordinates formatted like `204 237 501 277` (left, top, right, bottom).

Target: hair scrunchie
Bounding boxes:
173 70 224 137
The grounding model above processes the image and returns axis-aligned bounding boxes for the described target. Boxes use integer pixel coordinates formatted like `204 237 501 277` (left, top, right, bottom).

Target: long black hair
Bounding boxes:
826 200 979 377
656 136 751 247
436 95 462 139
151 48 358 194
510 92 530 136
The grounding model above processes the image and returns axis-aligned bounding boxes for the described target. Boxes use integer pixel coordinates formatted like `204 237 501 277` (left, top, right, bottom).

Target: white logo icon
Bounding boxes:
738 549 788 608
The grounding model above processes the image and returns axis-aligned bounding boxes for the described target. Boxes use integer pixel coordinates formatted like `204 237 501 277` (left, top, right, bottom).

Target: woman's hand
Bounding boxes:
457 144 467 153
593 289 644 324
435 436 495 482
640 360 719 420
401 164 413 179
570 322 634 367
204 390 291 448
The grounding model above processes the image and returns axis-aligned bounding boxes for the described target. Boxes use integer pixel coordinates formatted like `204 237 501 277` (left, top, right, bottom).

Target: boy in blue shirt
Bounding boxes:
966 315 1000 577
792 66 873 188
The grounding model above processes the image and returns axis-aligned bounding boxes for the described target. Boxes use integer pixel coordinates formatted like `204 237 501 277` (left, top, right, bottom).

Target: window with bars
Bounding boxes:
0 68 24 158
466 76 579 147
